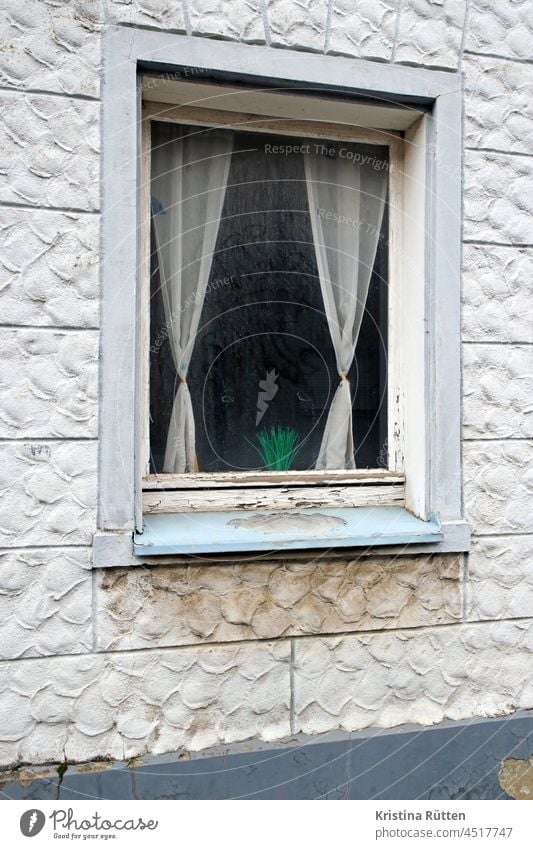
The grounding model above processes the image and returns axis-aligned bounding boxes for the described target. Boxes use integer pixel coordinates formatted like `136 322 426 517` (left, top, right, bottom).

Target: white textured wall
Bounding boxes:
0 0 532 769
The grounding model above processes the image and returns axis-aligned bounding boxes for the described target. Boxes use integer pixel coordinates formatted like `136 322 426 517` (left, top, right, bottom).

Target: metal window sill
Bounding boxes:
133 506 443 556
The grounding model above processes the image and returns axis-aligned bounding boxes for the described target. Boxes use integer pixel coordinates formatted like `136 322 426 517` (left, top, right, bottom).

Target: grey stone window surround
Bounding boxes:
94 26 469 567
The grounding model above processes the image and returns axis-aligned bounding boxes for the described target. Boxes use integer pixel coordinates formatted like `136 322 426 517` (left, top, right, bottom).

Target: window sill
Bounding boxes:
92 510 470 567
132 506 442 556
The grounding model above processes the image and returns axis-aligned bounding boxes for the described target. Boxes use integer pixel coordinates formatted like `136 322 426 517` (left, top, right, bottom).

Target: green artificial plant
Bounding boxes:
247 425 300 471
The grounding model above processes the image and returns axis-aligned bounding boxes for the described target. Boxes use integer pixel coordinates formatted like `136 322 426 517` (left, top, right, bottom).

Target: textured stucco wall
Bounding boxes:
0 0 532 769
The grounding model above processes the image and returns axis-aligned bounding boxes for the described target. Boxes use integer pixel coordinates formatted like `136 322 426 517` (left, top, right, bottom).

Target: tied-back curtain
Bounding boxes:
304 151 388 470
151 127 233 473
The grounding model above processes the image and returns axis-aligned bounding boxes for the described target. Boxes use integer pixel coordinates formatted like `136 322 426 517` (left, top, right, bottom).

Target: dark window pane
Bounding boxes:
150 123 388 473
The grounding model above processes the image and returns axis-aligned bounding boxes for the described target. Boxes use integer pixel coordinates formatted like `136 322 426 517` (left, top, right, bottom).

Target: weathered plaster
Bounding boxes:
327 0 397 61
107 0 186 32
464 441 533 535
462 246 533 343
266 0 328 51
0 0 102 98
499 757 533 800
293 620 533 736
464 54 533 155
466 0 533 60
0 548 92 660
467 537 533 622
0 442 97 547
0 209 100 328
189 1 264 42
394 0 467 69
464 150 533 245
1 620 533 769
0 93 100 211
0 329 98 438
96 554 461 650
463 345 533 439
0 642 291 767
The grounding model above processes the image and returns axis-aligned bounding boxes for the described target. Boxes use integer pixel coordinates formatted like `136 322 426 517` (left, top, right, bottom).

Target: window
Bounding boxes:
94 29 468 566
148 120 390 476
140 83 407 523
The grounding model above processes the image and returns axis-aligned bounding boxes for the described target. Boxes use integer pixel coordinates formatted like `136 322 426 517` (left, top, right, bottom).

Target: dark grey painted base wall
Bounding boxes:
2 713 532 800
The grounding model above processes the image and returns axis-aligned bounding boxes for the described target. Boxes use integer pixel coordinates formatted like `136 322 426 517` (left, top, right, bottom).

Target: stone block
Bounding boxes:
107 0 186 30
96 554 462 650
0 93 100 211
464 55 533 155
463 345 533 439
0 642 291 767
464 150 533 245
294 620 533 736
266 0 328 51
467 536 533 621
462 246 533 343
464 441 533 535
189 1 264 41
466 0 533 61
394 0 467 69
0 548 92 659
0 209 99 329
0 329 98 438
327 0 396 60
0 0 101 97
0 442 97 547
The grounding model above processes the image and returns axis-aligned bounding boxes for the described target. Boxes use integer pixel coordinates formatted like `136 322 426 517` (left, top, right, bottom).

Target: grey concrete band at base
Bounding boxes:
2 712 532 801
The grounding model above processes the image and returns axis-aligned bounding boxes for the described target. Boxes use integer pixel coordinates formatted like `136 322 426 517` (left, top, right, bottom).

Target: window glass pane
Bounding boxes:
150 122 389 474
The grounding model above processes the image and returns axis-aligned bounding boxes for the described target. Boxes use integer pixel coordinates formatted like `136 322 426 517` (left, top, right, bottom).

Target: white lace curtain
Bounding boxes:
304 151 388 470
151 127 233 473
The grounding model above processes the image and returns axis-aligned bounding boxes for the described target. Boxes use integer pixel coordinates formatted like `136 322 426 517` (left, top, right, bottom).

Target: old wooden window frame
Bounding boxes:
94 27 469 566
141 87 404 511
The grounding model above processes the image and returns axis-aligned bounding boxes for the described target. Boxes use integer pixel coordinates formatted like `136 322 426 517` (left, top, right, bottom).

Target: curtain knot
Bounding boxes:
180 377 187 385
340 373 349 382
